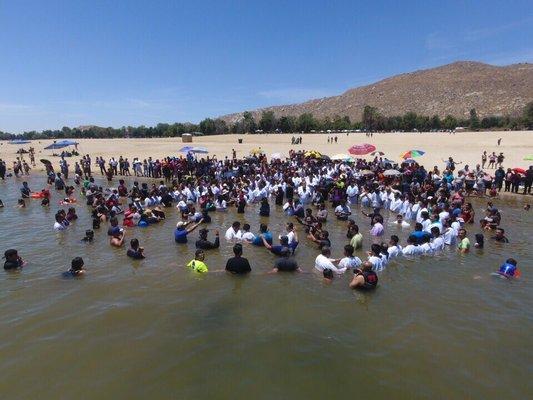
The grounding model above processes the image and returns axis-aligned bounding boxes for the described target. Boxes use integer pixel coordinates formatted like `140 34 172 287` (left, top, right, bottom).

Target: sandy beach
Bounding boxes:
1 130 532 172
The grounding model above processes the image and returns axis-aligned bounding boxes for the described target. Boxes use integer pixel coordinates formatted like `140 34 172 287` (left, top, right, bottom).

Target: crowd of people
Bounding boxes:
2 147 529 286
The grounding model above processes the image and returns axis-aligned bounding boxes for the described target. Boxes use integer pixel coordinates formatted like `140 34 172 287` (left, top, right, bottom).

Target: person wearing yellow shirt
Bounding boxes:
187 249 208 273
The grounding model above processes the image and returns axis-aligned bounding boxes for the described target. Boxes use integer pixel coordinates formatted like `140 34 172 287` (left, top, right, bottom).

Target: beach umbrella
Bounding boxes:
383 169 401 177
40 159 51 165
512 167 526 174
348 143 376 155
331 153 350 161
359 169 374 176
403 158 418 164
55 139 78 146
44 142 68 150
370 151 385 156
400 149 425 159
250 148 263 155
190 146 208 154
524 155 533 161
304 150 322 158
8 139 31 145
270 153 282 159
179 146 194 153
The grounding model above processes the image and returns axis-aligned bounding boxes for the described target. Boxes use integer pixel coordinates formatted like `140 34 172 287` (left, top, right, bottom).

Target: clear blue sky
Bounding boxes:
1 0 531 132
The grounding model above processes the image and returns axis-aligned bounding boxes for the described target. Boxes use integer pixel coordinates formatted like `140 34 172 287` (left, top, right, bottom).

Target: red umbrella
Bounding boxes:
512 167 526 174
348 143 376 155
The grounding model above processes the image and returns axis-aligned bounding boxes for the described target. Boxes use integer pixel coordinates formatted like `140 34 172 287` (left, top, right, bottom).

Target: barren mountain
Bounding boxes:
221 61 533 123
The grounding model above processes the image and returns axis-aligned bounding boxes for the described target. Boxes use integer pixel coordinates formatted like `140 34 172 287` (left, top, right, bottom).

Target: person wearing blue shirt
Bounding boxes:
174 219 203 243
252 223 272 246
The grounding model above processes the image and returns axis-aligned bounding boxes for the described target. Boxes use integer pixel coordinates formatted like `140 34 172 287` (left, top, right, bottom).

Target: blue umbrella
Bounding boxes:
56 139 79 146
191 146 208 154
8 139 31 144
44 140 79 150
179 146 194 153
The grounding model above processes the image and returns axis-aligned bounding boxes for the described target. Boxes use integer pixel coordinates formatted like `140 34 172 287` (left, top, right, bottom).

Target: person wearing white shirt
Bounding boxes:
314 247 344 273
387 235 402 258
392 214 411 228
225 221 242 241
338 244 362 271
419 241 433 255
241 223 256 243
367 244 385 271
430 226 445 251
346 183 359 205
389 194 402 213
402 236 420 256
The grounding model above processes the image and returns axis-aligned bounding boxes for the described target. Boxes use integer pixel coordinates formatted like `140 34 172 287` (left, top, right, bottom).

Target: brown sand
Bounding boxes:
1 131 532 173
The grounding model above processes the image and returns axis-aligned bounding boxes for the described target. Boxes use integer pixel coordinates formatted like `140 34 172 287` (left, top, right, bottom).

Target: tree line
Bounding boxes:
1 102 531 140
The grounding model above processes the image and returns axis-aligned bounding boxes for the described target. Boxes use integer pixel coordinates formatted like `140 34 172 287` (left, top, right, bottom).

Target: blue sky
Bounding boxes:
1 0 531 132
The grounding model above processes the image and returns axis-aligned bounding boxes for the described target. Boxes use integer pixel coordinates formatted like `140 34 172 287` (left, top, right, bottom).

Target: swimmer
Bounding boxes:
187 249 208 273
195 228 220 250
457 228 470 253
3 249 26 270
81 230 94 242
474 233 484 249
17 199 26 208
524 204 530 211
494 258 520 279
323 268 334 283
127 238 145 259
110 227 125 247
269 248 300 273
349 261 378 290
41 198 50 207
62 257 85 278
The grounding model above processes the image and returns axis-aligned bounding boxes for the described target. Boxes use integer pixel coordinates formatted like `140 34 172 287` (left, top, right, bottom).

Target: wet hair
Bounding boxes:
280 236 289 245
323 268 333 279
233 243 243 256
390 235 399 245
130 238 139 249
415 223 423 231
344 244 354 256
430 227 441 237
242 223 250 231
259 223 268 233
321 246 331 256
505 258 517 266
195 249 204 258
71 257 84 271
232 221 241 229
475 234 484 248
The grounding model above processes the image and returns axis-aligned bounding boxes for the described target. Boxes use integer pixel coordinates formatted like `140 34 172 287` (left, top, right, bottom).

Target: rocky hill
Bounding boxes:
221 61 533 123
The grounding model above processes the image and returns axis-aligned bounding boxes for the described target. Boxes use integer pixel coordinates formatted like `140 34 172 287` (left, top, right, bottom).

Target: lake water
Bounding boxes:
0 175 531 399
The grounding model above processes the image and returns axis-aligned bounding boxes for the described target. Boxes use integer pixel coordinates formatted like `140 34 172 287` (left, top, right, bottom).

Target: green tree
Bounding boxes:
522 101 533 129
362 105 380 131
199 118 217 135
278 116 297 132
242 111 256 133
469 108 480 130
442 115 458 130
297 113 317 132
259 111 276 132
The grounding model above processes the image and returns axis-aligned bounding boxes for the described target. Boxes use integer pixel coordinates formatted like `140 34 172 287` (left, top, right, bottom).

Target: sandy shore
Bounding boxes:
1 131 532 173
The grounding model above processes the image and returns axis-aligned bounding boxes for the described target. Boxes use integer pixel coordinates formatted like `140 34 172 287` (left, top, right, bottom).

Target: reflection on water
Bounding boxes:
0 175 531 399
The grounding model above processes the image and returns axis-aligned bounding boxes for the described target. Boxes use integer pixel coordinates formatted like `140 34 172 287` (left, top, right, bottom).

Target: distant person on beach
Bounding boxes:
497 138 502 146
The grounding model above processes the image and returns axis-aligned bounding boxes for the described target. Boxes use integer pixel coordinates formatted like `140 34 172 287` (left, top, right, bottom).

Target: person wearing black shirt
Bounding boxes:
196 229 220 250
3 249 25 270
225 244 251 274
270 248 300 273
127 238 145 259
491 228 509 243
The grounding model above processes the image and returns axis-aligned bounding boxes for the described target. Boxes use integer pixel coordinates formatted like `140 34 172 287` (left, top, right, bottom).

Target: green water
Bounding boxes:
0 176 531 399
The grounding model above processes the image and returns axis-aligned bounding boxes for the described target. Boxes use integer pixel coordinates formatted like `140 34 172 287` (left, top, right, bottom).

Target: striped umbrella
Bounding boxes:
400 150 425 159
370 151 385 156
348 143 376 155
